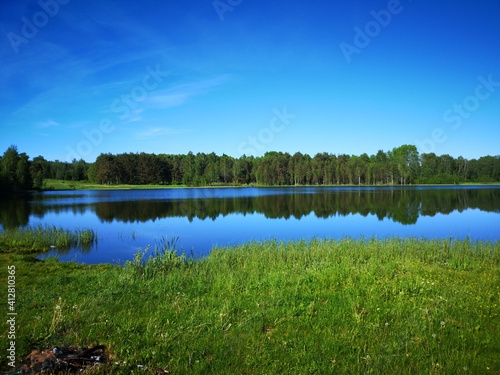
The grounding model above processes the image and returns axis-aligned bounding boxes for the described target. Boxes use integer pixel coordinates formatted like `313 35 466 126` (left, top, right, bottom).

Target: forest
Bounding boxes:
0 144 499 192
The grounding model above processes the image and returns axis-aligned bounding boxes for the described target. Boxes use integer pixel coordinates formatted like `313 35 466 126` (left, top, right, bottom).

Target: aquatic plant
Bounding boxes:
125 236 186 279
0 225 97 252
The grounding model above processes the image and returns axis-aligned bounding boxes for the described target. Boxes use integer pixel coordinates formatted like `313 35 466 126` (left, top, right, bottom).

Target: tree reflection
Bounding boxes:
0 195 31 229
1 188 499 229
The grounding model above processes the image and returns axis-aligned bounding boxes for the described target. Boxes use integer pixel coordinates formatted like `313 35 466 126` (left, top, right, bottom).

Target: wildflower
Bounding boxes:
432 333 437 338
385 322 389 327
440 321 445 327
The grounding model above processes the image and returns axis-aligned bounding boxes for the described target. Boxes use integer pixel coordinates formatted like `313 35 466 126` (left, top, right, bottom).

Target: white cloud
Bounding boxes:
120 108 144 123
145 75 230 109
136 127 184 139
146 93 190 108
36 119 60 128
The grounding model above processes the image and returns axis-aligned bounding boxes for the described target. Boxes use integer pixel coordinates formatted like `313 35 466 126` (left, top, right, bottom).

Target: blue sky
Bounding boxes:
1 0 499 162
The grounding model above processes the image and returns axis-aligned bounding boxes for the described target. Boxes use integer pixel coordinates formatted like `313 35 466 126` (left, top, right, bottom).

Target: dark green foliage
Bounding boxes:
2 187 498 228
0 146 91 192
88 146 500 187
0 146 32 192
30 155 90 183
1 145 499 191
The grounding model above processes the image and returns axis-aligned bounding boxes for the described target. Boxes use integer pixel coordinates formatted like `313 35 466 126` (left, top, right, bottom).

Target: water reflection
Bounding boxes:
0 195 31 229
1 187 499 229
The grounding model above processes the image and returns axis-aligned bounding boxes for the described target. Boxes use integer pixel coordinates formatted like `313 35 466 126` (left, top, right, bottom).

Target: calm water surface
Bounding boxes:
1 186 499 264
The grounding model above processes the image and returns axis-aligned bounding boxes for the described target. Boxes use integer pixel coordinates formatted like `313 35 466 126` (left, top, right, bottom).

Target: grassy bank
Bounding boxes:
0 225 97 253
43 179 500 190
1 238 499 374
43 179 177 190
42 179 252 190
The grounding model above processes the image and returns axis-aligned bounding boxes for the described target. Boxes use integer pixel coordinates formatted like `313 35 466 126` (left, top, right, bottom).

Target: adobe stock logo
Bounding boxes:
339 0 405 64
7 0 70 54
415 74 500 154
65 65 169 162
213 0 242 21
238 107 296 155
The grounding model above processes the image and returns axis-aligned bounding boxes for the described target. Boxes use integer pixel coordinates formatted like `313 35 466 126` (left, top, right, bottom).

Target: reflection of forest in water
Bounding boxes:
1 188 499 229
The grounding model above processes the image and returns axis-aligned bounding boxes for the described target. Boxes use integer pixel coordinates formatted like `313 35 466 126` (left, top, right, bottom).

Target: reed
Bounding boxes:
124 236 187 279
0 224 97 252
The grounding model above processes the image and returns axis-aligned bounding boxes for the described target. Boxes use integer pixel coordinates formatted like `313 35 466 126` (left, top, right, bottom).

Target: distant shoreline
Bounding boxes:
41 179 500 191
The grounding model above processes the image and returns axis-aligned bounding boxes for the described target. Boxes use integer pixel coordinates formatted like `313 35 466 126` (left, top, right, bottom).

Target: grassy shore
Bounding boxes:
43 179 500 190
0 225 97 253
1 238 499 374
43 179 177 190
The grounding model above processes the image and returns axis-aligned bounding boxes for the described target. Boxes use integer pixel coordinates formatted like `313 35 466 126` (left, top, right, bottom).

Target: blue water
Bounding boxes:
1 186 498 264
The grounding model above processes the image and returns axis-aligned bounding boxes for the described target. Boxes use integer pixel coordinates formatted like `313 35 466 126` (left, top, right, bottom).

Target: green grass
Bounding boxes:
0 225 97 253
1 238 499 374
43 178 500 190
43 179 255 190
43 179 179 190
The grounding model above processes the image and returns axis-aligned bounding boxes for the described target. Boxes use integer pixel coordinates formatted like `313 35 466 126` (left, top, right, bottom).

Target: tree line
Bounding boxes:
88 144 499 186
0 146 90 193
1 144 499 192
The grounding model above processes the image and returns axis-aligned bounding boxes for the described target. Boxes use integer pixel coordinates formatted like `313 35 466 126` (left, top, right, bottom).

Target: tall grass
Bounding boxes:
0 224 97 252
5 238 500 374
124 236 187 279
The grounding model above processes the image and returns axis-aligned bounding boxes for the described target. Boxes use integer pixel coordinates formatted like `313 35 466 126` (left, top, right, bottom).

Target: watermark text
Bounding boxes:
339 0 405 63
238 107 296 155
416 74 499 154
7 0 71 54
65 64 169 161
213 0 243 21
6 265 16 368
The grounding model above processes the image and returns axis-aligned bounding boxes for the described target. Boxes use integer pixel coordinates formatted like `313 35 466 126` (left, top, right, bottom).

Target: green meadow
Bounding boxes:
42 179 500 190
43 179 174 190
42 179 246 190
1 233 499 374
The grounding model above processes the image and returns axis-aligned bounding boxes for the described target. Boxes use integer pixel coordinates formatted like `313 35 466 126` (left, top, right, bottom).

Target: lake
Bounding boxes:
1 186 499 264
